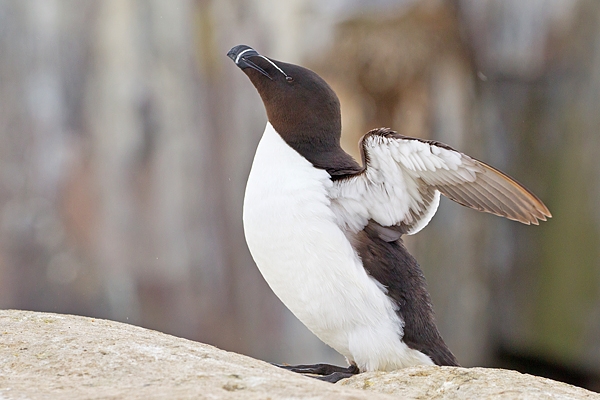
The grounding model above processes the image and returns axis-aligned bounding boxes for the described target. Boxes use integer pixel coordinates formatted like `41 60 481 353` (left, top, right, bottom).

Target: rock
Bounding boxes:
1 310 598 399
0 310 391 400
340 367 600 399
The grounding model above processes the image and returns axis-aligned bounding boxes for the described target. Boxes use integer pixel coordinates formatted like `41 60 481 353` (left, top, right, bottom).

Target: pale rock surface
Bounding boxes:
1 310 598 399
341 366 600 399
0 310 389 400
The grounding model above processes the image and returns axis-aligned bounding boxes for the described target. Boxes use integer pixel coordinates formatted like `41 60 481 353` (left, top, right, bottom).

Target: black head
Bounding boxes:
227 45 343 155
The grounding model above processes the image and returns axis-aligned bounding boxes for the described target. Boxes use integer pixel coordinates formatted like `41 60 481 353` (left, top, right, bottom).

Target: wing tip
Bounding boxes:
477 161 552 226
511 205 552 225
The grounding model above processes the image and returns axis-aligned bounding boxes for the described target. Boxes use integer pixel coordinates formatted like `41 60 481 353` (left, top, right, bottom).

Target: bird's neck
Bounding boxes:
269 118 361 178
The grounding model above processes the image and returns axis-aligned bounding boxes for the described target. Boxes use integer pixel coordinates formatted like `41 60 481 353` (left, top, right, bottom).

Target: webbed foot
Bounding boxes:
272 362 359 383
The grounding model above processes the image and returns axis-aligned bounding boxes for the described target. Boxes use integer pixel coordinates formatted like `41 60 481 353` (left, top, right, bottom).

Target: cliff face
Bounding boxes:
1 310 597 400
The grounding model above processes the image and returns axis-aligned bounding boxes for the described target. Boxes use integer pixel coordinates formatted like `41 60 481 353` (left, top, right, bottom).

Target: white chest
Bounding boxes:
242 123 433 371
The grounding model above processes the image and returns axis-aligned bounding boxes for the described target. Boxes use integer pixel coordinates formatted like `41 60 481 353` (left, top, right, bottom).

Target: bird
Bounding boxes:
226 44 551 383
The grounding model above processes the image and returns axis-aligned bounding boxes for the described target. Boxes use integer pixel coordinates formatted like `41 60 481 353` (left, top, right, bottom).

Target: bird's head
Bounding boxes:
227 45 342 149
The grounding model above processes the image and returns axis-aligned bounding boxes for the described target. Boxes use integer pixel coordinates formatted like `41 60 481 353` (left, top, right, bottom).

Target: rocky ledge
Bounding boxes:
1 310 597 399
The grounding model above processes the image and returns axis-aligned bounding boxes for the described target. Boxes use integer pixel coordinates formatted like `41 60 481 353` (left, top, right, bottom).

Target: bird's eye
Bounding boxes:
286 76 294 83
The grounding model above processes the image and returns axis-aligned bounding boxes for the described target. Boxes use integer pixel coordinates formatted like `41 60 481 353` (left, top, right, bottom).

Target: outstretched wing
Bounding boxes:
330 128 551 235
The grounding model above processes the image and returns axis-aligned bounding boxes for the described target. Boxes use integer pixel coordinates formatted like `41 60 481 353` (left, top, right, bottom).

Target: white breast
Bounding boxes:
243 122 433 371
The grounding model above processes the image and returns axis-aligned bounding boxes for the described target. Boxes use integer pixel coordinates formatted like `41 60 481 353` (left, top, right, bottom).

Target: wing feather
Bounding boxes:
330 128 551 234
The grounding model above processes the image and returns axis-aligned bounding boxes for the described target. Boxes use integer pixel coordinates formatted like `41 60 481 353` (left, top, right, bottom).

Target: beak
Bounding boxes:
227 45 272 80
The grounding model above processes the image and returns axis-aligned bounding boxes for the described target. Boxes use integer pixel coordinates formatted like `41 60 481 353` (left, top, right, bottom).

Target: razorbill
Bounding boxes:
226 44 551 383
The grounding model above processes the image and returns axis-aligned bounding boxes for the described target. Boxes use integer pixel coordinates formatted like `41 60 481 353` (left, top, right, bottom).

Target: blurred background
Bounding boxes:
0 0 599 391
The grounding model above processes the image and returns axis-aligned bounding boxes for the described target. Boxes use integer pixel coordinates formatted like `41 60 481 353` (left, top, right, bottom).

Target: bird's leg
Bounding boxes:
272 362 360 383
